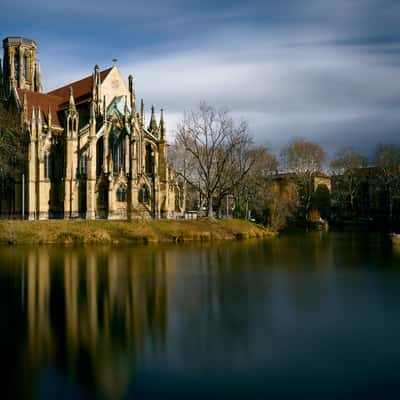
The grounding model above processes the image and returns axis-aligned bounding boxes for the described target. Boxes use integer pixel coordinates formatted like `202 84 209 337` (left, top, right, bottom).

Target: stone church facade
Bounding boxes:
0 36 182 219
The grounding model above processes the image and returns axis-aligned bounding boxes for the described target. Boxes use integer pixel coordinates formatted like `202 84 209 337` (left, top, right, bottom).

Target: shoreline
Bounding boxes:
0 219 275 246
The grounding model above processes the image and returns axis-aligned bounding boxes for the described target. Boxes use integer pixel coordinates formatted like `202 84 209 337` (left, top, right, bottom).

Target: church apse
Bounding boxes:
1 35 181 220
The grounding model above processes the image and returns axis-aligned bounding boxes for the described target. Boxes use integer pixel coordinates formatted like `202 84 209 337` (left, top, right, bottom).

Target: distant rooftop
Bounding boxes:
3 36 37 47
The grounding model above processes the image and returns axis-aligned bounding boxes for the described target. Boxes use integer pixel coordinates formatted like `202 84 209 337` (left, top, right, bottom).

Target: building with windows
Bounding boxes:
0 36 182 219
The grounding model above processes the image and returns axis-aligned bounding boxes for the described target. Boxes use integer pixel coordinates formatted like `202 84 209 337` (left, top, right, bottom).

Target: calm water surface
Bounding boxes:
0 232 400 399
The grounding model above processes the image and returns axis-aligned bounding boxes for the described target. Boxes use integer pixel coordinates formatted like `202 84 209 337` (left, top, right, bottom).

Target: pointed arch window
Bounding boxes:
110 128 125 175
22 54 28 80
44 152 48 178
145 143 154 174
96 137 104 177
138 185 149 204
116 185 127 202
79 152 87 175
14 52 19 80
44 152 52 179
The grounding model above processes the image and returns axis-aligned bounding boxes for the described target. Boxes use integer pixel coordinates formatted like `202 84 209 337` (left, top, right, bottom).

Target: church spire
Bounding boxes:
159 108 165 140
148 105 158 133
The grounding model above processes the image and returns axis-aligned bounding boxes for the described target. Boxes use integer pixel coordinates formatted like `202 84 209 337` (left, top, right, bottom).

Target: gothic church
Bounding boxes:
0 36 182 219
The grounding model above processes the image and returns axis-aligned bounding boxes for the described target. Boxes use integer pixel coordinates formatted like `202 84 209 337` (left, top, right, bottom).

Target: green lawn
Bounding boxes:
0 219 274 245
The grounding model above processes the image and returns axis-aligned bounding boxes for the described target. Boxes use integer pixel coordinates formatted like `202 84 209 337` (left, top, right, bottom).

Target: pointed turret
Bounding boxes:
89 101 96 138
90 100 96 122
159 108 166 140
22 90 28 123
68 86 76 112
93 65 101 92
37 106 43 143
31 106 36 124
148 105 158 133
31 106 37 139
37 106 42 131
47 104 52 129
66 86 78 139
92 64 101 115
128 74 136 110
140 99 145 128
103 95 107 121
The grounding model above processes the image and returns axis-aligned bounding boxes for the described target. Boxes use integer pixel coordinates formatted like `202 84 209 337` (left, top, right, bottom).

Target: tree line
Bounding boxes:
170 103 400 230
1 101 399 229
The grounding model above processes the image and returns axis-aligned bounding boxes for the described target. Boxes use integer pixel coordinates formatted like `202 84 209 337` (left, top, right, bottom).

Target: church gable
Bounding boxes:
101 66 129 109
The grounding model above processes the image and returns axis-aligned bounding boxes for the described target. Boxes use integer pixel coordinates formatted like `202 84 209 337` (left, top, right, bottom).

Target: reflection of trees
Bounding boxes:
21 246 168 398
8 236 395 398
166 237 334 368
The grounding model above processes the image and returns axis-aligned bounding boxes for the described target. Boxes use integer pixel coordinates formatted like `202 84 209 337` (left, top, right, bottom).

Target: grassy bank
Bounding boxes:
0 219 274 245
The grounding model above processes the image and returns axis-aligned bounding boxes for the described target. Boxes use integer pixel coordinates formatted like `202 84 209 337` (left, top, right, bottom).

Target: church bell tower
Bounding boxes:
1 36 42 97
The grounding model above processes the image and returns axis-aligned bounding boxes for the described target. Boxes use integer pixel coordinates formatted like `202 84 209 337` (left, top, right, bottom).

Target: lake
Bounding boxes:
0 231 399 399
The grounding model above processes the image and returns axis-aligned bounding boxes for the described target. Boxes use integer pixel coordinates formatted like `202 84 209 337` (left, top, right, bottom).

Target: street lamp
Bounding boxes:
22 173 25 220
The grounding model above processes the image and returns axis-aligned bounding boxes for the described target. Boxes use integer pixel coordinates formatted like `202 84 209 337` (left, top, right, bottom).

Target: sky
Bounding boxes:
1 0 400 156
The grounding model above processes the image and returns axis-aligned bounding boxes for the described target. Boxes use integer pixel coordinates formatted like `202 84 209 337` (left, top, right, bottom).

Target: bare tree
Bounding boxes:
263 179 300 230
236 146 278 218
175 103 256 217
280 137 326 218
248 147 300 228
374 143 400 225
330 147 368 213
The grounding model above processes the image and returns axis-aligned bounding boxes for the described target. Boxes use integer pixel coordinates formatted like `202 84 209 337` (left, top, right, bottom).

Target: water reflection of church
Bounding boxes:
23 247 168 398
0 36 181 219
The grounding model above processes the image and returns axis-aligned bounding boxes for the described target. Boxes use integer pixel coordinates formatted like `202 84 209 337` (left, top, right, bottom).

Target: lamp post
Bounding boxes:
22 173 25 219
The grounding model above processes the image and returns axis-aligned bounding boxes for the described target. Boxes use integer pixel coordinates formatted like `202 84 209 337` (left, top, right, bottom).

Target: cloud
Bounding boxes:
2 0 400 157
117 28 400 155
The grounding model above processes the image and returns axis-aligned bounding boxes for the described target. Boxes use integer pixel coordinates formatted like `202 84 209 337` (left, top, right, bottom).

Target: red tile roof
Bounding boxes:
16 67 113 132
46 67 112 107
17 88 63 128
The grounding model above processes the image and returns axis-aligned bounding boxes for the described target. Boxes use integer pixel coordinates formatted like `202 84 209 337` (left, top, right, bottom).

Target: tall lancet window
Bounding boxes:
44 152 48 178
14 52 19 80
110 128 125 174
139 185 149 204
22 54 28 80
44 152 51 179
145 143 154 174
79 152 87 175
